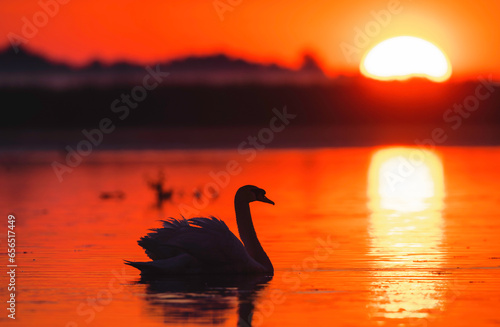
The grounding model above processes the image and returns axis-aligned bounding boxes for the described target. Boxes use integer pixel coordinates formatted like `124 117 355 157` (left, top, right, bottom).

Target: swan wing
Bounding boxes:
138 218 191 260
138 217 254 268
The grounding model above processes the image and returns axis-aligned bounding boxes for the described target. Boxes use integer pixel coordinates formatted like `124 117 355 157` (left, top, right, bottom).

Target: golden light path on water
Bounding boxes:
367 147 446 320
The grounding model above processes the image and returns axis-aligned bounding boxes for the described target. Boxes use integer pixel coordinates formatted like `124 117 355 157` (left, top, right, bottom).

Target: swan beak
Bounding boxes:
261 196 275 205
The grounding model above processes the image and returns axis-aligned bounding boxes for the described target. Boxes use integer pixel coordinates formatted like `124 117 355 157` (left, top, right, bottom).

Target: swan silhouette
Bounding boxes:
126 185 274 275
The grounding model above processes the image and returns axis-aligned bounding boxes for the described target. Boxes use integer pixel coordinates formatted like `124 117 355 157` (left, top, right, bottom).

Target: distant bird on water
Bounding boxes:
146 170 174 207
125 185 274 275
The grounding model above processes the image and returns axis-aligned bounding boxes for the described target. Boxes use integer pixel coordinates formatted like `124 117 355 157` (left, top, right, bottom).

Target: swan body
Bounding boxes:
126 185 274 275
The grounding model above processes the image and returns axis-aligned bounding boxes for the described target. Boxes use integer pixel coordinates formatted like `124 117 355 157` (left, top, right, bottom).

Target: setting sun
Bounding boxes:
360 36 452 82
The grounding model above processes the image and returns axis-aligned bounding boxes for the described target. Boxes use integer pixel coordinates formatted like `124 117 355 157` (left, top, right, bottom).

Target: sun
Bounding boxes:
360 36 452 82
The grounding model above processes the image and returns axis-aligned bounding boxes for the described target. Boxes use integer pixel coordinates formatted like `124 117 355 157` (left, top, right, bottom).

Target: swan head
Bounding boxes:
237 185 275 205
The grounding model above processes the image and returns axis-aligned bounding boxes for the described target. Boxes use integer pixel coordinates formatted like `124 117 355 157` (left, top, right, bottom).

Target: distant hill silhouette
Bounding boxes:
0 46 72 73
0 46 326 86
163 54 285 72
1 48 500 146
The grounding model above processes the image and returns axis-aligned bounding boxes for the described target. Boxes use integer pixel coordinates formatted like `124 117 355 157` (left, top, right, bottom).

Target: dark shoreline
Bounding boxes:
2 124 499 152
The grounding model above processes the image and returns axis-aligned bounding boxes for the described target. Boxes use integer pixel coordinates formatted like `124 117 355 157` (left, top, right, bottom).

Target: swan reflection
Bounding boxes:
139 274 272 326
367 147 446 320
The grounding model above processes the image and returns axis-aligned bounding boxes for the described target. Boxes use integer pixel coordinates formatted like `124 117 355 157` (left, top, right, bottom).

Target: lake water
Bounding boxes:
1 146 499 326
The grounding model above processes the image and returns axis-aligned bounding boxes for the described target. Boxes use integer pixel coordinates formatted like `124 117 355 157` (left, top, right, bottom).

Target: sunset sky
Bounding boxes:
1 0 499 80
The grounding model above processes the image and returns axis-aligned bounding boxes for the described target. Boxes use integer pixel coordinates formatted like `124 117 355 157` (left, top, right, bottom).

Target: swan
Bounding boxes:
125 185 275 275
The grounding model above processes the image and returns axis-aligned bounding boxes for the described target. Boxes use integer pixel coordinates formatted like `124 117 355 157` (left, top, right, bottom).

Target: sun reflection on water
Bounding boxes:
367 147 446 320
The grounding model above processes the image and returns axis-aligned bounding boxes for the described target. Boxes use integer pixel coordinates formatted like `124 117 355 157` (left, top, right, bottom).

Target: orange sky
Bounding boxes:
1 0 499 79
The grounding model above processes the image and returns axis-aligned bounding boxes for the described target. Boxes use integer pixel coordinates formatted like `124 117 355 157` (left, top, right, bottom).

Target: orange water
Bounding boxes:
0 147 499 326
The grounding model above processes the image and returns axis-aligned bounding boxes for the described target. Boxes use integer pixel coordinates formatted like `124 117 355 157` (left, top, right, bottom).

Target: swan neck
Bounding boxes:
234 196 273 272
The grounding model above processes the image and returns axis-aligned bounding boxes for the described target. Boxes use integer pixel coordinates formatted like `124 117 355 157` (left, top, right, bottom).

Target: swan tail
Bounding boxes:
124 254 200 275
124 259 177 275
124 260 150 270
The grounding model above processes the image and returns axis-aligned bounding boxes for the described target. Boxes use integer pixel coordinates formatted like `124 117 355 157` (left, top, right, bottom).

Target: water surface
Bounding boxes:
1 147 499 326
